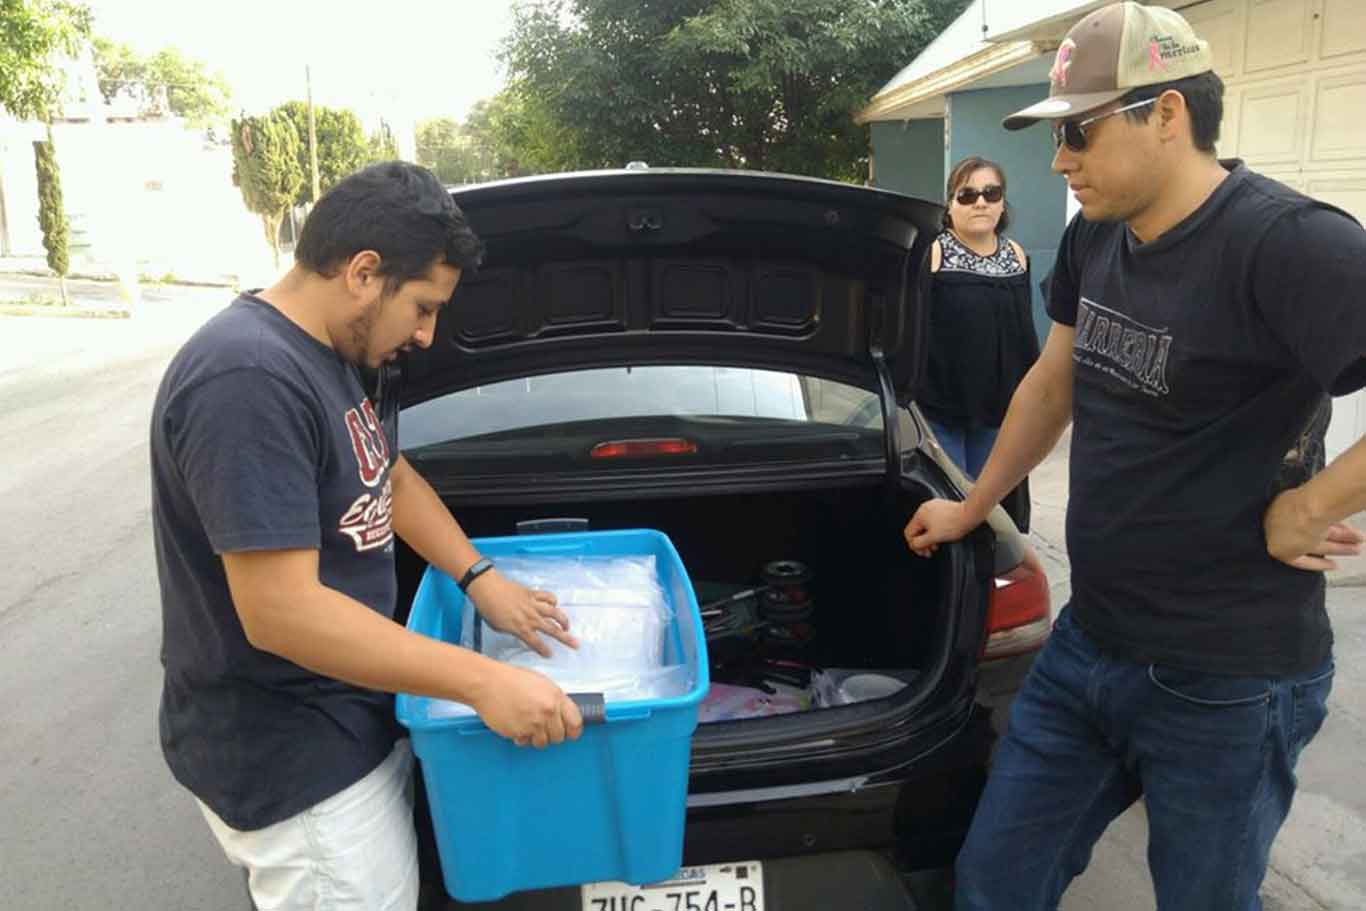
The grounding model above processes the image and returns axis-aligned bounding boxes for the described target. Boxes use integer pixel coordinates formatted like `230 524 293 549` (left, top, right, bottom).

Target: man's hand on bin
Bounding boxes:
473 664 585 749
468 568 579 656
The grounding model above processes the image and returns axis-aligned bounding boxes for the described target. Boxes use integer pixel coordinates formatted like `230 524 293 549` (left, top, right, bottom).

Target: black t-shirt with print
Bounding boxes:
1046 161 1366 676
151 294 401 830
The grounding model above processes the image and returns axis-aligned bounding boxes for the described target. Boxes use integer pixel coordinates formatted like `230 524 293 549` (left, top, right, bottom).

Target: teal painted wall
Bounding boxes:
870 119 944 204
945 83 1062 341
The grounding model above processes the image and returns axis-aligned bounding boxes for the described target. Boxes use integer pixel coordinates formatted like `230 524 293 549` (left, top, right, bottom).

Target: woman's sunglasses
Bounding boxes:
1052 97 1158 152
955 185 1004 205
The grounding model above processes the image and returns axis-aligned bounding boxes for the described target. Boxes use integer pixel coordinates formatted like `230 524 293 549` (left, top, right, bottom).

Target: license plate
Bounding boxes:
581 861 764 911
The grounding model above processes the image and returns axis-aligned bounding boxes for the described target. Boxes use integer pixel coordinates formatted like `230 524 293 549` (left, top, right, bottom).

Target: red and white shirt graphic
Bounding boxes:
339 399 394 552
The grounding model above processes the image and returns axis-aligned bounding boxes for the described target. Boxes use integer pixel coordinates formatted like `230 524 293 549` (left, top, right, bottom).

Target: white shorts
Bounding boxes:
196 739 419 911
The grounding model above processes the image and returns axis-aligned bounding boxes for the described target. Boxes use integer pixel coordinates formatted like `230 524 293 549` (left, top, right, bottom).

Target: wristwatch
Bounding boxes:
458 557 495 593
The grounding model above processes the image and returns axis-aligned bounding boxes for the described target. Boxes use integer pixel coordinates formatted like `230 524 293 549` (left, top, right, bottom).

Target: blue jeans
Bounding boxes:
956 607 1333 911
928 419 999 478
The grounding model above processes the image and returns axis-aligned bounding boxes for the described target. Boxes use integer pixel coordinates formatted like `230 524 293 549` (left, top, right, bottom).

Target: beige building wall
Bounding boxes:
1 116 277 284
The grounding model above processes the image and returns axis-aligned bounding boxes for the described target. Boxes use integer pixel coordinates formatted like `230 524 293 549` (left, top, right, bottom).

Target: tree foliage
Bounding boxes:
34 134 69 278
145 46 230 124
0 0 91 121
91 38 231 125
231 112 303 269
416 116 488 186
369 120 399 163
273 100 370 204
500 0 967 181
465 84 586 178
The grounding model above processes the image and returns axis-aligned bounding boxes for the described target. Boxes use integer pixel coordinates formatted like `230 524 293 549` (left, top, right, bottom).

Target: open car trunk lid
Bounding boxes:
400 168 942 410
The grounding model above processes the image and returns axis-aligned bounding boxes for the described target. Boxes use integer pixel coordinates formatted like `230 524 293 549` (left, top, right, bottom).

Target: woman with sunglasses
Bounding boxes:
920 155 1040 479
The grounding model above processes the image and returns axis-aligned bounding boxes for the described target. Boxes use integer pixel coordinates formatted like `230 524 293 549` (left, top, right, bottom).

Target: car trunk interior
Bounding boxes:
395 473 960 733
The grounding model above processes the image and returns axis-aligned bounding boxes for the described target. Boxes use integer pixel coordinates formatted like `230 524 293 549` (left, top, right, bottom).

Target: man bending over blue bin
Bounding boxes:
150 161 583 911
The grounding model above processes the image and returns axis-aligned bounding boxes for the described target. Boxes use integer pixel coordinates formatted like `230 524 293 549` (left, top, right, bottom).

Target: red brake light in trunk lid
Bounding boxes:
983 549 1052 660
590 438 699 459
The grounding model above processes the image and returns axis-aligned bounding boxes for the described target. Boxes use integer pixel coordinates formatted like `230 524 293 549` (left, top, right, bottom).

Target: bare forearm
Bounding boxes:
962 361 1072 523
245 582 497 704
1300 433 1366 527
389 456 481 579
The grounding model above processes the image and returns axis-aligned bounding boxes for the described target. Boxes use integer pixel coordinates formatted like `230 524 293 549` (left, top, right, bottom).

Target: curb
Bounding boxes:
0 268 238 289
141 276 240 289
0 305 131 319
1 268 118 282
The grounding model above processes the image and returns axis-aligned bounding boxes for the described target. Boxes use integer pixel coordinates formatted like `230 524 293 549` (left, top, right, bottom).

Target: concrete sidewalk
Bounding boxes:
1023 426 1074 607
1028 430 1366 910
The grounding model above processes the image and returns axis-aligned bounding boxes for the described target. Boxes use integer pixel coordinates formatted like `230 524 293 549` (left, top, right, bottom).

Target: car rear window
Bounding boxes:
399 366 884 468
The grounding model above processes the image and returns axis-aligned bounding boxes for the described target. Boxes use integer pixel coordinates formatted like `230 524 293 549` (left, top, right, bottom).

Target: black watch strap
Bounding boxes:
458 558 495 593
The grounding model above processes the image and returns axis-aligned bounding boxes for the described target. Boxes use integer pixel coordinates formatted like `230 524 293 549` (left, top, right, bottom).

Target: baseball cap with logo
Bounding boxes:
1002 1 1214 130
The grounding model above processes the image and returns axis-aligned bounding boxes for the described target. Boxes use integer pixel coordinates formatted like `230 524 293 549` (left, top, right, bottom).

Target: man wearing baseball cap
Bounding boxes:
905 2 1366 907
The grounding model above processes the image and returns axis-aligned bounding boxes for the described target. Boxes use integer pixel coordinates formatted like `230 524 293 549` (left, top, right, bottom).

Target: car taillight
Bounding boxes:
983 549 1051 660
590 438 698 459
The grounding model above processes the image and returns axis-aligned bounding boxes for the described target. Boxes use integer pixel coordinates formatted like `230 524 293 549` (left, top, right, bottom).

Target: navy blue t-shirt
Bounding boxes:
151 293 400 830
1046 161 1366 676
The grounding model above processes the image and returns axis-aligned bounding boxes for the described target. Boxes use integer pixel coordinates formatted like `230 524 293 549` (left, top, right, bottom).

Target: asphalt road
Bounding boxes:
1 276 1363 910
0 283 247 909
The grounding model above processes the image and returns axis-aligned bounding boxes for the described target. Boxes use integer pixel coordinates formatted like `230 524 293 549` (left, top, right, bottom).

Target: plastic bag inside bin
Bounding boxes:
428 555 691 719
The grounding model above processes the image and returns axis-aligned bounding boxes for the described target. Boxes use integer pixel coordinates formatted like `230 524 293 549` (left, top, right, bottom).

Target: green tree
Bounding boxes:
416 115 516 185
92 38 231 126
462 84 585 178
33 130 70 302
231 112 304 269
273 101 370 204
417 117 476 185
0 0 91 121
90 36 140 103
501 0 967 181
147 46 231 125
368 120 399 163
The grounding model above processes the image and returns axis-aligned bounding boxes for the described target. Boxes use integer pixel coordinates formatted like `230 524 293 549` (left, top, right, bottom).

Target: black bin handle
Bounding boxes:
517 518 590 536
569 692 606 726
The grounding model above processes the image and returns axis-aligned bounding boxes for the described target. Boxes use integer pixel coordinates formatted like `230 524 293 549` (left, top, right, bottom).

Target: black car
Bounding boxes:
390 168 1051 910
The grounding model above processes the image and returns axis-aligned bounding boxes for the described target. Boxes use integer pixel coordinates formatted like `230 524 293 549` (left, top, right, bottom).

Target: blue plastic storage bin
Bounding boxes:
395 528 709 902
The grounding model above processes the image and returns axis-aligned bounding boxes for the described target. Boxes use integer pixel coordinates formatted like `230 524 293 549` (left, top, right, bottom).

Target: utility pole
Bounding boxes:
306 65 321 203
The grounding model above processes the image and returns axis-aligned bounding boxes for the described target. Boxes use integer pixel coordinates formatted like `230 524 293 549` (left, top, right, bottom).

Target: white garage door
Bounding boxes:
1187 0 1366 457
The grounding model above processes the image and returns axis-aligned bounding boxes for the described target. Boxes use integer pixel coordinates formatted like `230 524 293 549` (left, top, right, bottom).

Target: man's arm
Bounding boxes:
388 453 482 582
388 455 577 655
222 548 582 748
905 322 1075 556
1252 206 1366 571
1264 440 1366 571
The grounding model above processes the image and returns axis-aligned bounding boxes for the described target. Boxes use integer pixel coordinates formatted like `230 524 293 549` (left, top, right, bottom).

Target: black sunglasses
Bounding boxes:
955 185 1004 205
1052 97 1158 152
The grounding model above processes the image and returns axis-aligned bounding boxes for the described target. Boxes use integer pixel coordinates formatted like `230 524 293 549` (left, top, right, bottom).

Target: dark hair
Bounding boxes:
943 156 1010 234
294 161 484 292
1120 70 1225 154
